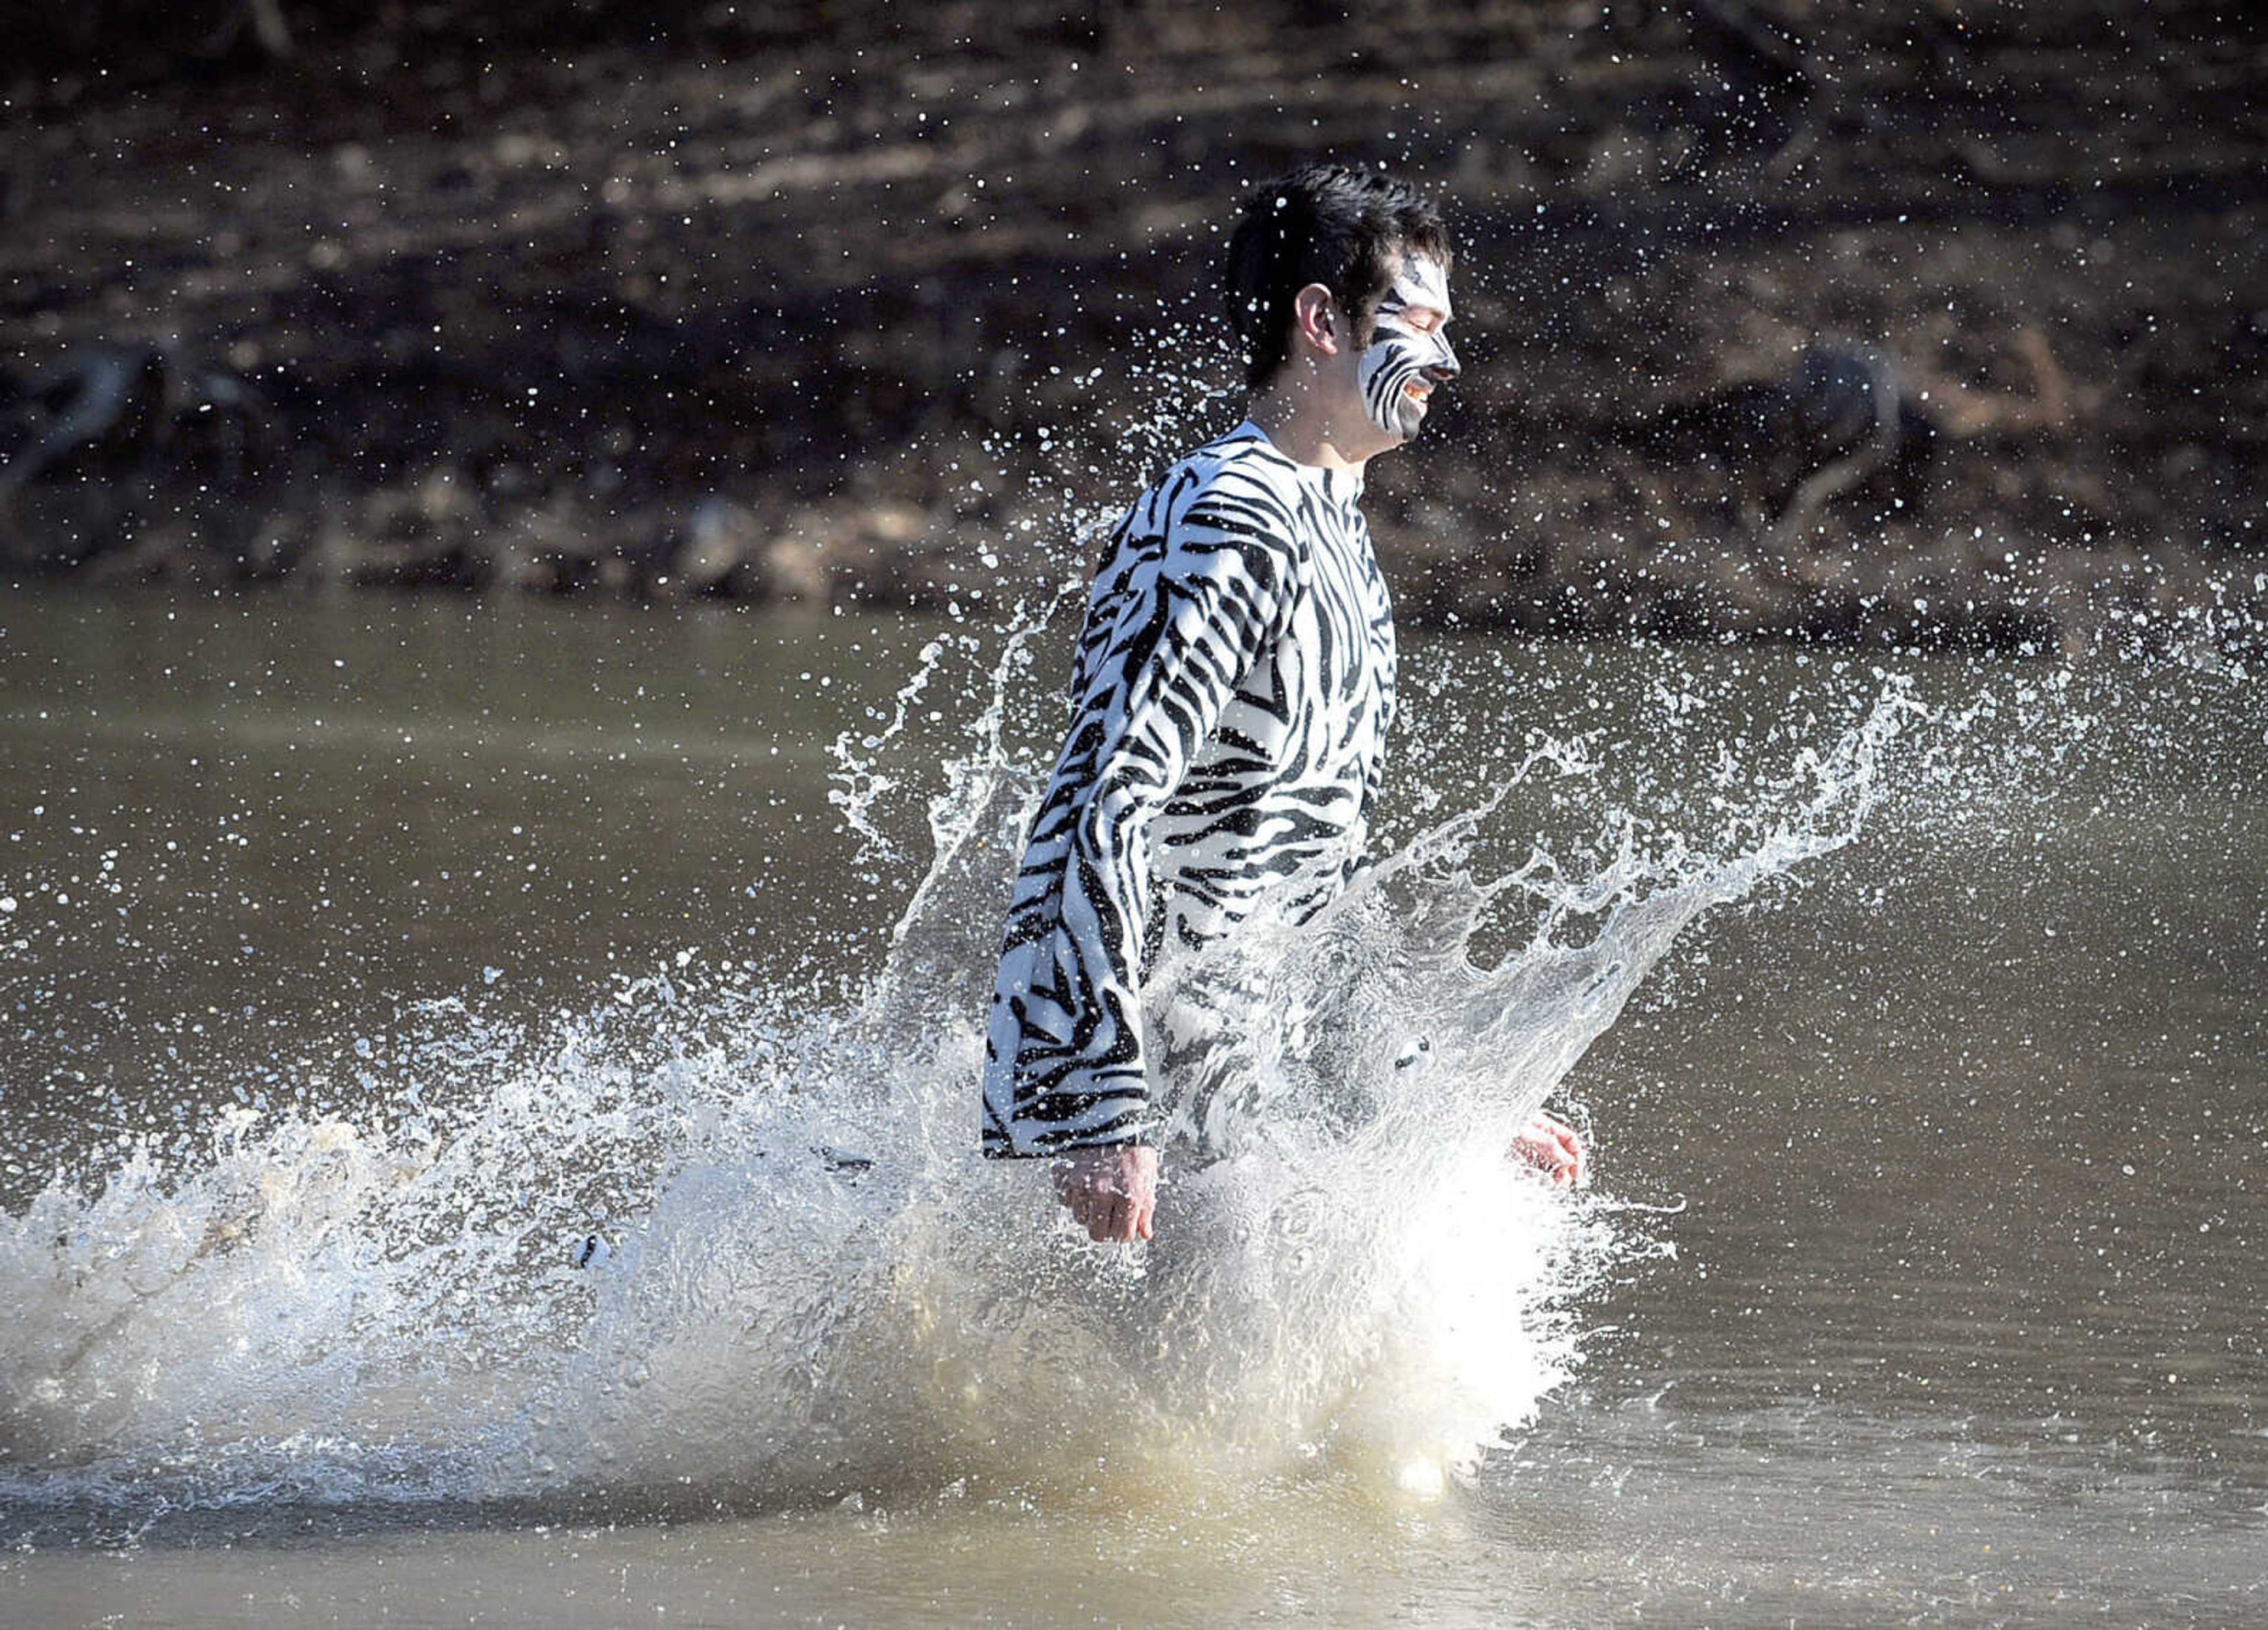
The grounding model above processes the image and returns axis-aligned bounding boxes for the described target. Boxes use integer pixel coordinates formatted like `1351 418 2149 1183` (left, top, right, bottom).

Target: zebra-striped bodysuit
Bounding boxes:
982 420 1397 1157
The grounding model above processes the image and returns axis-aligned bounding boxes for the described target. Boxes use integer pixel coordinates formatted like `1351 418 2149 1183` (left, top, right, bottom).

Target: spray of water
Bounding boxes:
18 313 2204 1531
0 591 1947 1537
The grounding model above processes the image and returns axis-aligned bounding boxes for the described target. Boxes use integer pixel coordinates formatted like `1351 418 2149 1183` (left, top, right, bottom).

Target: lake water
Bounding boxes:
1 586 2262 1628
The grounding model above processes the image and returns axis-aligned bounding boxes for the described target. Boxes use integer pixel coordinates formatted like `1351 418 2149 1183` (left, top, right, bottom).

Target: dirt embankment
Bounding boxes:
4 2 2262 653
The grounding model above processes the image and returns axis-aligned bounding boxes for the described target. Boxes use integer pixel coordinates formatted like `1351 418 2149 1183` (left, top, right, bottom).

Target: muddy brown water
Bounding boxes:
1 586 2262 1627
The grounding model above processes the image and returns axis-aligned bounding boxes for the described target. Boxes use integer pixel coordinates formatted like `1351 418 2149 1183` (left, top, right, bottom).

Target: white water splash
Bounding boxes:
0 625 1938 1539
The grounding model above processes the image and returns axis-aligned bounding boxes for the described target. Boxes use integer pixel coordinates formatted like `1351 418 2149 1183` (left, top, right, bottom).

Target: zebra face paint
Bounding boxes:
1356 253 1459 442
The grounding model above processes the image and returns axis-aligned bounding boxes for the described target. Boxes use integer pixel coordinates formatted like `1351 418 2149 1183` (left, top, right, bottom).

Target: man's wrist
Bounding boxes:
1057 1135 1156 1158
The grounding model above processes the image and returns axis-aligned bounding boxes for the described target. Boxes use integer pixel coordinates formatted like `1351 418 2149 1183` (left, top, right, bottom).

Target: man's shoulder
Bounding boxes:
1094 425 1315 598
1179 422 1305 490
1138 424 1310 520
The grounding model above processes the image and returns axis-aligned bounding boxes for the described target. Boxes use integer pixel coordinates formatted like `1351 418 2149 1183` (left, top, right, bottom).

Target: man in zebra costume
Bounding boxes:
983 164 1585 1243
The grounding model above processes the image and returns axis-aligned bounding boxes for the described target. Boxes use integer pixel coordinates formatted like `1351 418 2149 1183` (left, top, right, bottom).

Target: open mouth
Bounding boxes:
1402 379 1433 402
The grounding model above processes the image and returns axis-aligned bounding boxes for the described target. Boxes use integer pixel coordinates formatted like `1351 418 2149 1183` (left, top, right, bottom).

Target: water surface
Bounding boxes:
1 586 2261 1627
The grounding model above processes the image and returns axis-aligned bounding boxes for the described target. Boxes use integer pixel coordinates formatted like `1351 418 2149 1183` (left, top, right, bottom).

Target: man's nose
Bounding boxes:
1428 337 1461 380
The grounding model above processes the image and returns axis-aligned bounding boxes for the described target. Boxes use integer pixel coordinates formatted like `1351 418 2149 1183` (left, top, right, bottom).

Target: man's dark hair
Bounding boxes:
1223 162 1453 389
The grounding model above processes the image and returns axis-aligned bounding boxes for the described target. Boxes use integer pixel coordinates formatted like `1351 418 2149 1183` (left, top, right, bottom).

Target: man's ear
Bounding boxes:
1290 283 1342 358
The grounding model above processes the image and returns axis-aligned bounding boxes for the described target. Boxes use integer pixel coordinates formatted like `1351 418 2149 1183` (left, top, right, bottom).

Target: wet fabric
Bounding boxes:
983 421 1396 1155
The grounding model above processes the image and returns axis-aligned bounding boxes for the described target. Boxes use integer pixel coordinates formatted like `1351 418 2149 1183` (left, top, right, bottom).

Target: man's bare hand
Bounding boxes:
1509 1110 1586 1188
1052 1144 1160 1243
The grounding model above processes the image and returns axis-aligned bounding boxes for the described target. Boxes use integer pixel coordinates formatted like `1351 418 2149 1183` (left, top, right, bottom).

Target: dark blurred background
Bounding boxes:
2 0 2260 648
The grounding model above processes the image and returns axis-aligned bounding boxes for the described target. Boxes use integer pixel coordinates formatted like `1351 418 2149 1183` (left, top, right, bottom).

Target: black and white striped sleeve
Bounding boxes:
981 471 1306 1156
